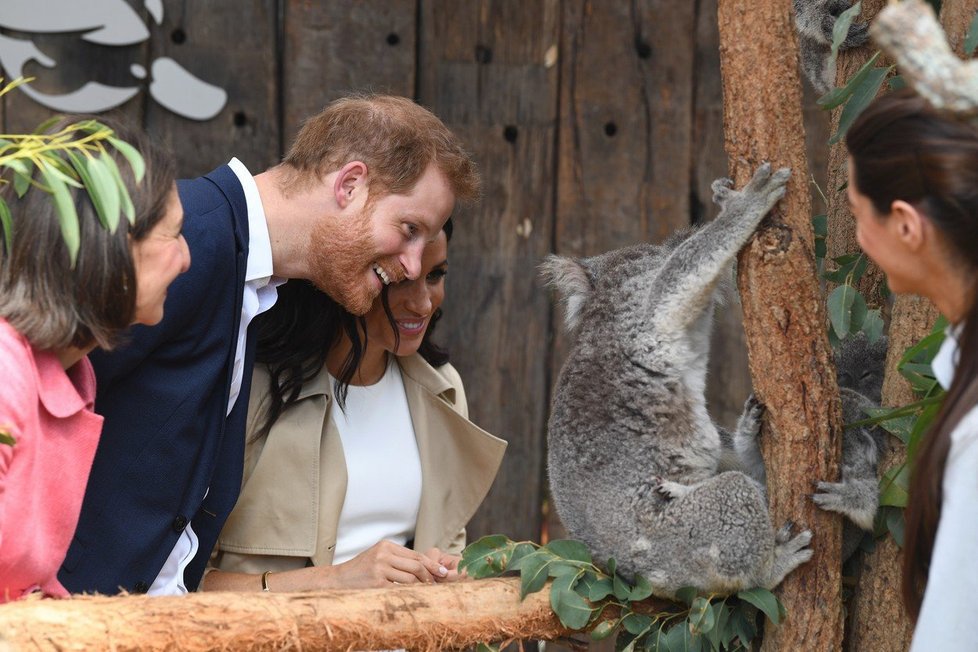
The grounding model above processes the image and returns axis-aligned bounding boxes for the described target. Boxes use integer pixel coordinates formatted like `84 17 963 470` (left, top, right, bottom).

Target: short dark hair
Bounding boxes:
0 116 175 351
282 94 480 203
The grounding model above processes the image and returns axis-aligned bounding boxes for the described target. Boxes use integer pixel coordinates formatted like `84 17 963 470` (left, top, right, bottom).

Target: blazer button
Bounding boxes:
133 581 149 593
172 515 188 532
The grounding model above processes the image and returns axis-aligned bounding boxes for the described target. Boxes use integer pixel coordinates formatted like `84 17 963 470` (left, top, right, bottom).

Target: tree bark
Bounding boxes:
718 1 845 650
0 578 665 651
825 0 888 307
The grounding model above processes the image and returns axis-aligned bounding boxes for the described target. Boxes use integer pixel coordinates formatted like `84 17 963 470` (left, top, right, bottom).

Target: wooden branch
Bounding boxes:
717 0 845 650
872 0 978 115
0 578 670 651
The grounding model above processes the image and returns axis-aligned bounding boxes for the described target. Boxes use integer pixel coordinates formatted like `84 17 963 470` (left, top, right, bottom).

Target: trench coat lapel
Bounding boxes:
399 356 507 553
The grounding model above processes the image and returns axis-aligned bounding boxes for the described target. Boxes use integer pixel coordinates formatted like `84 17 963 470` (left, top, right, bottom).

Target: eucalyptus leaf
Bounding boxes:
689 597 716 635
591 619 619 641
630 574 653 601
827 1 863 76
519 550 554 599
0 428 14 447
98 152 136 225
736 588 782 625
848 290 868 335
550 569 594 629
622 612 653 636
862 309 884 343
827 283 856 339
32 115 63 135
887 506 906 547
544 539 592 563
613 573 632 600
830 65 892 145
589 577 615 601
13 169 32 198
40 162 80 266
675 586 698 606
0 199 11 254
879 464 910 508
811 214 828 237
818 50 880 110
108 136 146 184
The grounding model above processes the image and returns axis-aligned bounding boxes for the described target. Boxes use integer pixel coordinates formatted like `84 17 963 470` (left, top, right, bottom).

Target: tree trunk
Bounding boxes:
825 0 888 307
0 578 662 651
717 1 845 651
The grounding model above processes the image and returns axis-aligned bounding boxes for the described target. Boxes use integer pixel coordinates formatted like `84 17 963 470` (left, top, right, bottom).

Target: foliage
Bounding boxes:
0 78 145 266
460 535 785 651
0 427 13 447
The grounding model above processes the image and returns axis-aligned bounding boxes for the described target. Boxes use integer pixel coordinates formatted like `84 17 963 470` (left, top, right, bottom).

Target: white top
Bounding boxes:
149 158 284 595
911 328 978 651
330 360 424 565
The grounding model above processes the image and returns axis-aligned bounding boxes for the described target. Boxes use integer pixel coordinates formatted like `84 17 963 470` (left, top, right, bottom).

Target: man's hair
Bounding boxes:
282 94 480 203
0 117 175 351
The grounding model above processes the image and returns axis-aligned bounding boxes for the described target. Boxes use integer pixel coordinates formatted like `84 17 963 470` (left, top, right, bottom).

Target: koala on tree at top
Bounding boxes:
542 164 812 599
794 0 870 94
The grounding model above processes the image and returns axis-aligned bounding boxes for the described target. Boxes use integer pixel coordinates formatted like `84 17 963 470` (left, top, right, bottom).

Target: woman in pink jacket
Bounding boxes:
0 119 190 601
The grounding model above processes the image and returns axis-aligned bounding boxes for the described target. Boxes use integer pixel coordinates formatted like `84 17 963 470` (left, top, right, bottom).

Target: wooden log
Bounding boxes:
717 0 845 650
871 0 978 116
0 578 669 651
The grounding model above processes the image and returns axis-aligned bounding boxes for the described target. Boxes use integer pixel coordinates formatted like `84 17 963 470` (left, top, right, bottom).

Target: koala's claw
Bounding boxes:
736 394 764 440
775 521 796 544
652 476 690 501
711 177 735 204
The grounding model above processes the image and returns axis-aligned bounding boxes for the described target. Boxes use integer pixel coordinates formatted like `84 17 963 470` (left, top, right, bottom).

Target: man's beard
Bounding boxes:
308 206 379 316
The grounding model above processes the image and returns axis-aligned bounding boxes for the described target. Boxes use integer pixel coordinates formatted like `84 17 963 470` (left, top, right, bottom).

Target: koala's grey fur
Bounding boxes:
794 0 869 93
726 334 889 561
542 164 812 599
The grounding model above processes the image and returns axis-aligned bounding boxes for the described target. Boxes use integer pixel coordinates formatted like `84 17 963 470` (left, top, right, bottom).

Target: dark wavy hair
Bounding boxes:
846 89 978 620
253 218 453 438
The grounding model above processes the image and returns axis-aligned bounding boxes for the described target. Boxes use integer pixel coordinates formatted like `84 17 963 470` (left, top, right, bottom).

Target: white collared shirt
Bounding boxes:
912 324 978 651
149 158 285 595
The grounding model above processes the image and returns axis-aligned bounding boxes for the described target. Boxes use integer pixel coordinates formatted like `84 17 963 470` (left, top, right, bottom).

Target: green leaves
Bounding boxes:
736 588 785 625
0 85 147 265
460 535 774 650
826 1 863 80
965 9 978 56
0 427 15 447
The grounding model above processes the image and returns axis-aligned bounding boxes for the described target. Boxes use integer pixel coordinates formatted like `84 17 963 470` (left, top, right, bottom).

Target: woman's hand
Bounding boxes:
423 548 464 582
323 540 449 588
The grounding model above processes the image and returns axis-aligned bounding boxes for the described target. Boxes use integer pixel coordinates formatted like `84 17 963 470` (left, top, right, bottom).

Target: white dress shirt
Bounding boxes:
911 326 978 650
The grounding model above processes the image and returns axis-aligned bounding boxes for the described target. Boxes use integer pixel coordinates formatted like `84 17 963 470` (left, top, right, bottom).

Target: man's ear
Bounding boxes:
889 199 926 252
333 161 368 209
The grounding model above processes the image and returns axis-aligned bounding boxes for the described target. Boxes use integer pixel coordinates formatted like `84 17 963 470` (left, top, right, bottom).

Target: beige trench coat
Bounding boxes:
210 354 507 574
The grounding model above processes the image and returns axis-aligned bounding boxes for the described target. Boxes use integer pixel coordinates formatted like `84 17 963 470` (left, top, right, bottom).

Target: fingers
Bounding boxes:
379 543 448 584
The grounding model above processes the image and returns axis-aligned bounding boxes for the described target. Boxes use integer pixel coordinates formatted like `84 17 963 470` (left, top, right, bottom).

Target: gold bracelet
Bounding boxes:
261 570 272 592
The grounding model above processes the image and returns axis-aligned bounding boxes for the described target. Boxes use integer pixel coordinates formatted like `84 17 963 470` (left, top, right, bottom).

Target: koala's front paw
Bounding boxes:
735 394 764 441
813 479 878 531
652 475 691 501
820 0 868 49
711 163 791 223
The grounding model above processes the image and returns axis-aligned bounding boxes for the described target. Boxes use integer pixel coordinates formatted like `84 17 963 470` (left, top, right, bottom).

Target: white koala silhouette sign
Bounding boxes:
0 0 227 121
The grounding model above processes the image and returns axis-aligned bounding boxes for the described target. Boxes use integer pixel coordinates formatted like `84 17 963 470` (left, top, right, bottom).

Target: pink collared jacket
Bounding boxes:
0 319 103 601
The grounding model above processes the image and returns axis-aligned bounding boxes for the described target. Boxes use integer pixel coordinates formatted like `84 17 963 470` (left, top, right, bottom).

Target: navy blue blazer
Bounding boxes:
59 165 254 594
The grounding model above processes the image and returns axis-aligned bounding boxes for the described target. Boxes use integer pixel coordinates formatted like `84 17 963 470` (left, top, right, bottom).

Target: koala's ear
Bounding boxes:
540 254 594 330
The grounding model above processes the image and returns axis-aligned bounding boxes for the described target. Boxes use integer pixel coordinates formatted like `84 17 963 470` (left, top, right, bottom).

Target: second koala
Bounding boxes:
542 164 812 599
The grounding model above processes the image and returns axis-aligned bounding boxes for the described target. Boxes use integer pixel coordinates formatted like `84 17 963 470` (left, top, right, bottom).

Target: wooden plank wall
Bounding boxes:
0 0 828 549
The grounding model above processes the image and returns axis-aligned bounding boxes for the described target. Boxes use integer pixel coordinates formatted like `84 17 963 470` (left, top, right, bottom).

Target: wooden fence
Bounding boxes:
0 0 829 544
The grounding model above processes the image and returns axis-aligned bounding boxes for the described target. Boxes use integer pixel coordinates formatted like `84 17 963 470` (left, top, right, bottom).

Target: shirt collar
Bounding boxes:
33 349 96 418
933 323 962 391
227 157 277 285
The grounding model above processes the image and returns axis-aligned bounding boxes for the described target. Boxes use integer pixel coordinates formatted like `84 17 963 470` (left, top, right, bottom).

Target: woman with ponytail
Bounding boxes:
846 88 978 649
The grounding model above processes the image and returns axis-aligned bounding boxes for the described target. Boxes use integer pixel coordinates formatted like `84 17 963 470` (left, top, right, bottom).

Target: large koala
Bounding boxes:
794 0 870 93
542 164 812 599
